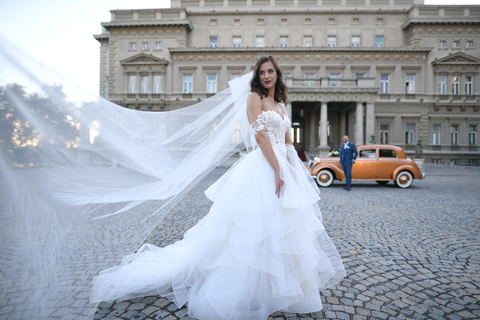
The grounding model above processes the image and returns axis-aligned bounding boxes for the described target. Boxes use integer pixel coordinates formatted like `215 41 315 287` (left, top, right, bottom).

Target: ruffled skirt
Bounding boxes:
90 146 345 320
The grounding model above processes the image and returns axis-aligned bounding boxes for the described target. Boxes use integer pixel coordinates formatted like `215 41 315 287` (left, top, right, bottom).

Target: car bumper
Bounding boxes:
421 172 426 179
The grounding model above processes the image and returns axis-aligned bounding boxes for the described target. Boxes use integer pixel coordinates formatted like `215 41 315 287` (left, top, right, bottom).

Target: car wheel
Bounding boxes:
376 181 389 185
316 170 334 187
395 171 413 188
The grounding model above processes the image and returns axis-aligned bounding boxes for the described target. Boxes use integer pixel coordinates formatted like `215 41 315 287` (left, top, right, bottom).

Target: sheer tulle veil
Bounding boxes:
0 36 259 319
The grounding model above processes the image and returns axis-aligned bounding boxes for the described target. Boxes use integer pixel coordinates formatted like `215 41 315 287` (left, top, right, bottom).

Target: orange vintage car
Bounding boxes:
307 145 425 188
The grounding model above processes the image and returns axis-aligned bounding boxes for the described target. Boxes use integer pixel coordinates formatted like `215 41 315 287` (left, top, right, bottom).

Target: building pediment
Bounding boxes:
432 52 480 66
120 54 169 66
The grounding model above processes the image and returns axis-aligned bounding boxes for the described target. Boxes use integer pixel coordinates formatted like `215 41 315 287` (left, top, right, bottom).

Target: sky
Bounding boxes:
0 0 477 96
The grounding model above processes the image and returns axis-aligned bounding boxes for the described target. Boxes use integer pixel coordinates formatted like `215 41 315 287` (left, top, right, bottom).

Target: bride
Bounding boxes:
89 56 345 319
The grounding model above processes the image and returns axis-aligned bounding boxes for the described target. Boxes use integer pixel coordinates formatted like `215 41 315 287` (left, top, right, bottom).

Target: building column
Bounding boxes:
356 101 364 145
366 102 375 144
286 102 292 120
318 101 330 156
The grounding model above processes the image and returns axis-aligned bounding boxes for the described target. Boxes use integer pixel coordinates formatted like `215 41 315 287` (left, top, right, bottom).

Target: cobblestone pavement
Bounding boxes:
93 165 480 320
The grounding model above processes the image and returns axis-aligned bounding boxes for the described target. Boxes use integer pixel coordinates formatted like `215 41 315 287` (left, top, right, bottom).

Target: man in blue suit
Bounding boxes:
339 135 358 191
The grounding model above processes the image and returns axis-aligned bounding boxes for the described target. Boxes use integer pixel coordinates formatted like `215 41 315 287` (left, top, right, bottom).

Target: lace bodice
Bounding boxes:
250 110 292 158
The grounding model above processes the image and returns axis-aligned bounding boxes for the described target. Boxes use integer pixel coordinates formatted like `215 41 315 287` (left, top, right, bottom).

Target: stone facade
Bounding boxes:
94 0 480 165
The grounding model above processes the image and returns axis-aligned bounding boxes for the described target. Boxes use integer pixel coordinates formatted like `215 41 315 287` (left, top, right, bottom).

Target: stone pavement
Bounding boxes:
93 165 480 320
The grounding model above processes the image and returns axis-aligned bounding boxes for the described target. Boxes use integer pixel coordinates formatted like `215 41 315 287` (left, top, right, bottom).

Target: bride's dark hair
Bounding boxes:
250 55 288 103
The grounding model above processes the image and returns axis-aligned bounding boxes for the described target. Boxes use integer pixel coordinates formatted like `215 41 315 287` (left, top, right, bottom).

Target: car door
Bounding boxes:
377 148 398 180
352 148 377 179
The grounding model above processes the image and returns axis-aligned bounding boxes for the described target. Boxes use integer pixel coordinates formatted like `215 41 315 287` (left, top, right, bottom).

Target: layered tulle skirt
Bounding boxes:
90 146 345 320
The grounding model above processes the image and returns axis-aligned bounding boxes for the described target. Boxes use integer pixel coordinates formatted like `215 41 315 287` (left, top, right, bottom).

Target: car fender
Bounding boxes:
312 163 345 180
392 165 417 180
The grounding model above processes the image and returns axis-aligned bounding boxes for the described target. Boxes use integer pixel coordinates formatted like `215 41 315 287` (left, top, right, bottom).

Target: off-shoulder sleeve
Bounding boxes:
249 112 266 135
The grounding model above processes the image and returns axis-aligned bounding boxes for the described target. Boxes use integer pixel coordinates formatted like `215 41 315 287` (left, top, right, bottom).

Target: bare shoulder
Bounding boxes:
247 92 263 108
247 92 263 123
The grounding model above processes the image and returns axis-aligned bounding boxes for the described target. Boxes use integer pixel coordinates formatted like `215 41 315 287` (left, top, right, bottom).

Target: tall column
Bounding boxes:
318 101 330 156
320 102 328 147
356 102 364 145
286 102 292 120
366 102 375 144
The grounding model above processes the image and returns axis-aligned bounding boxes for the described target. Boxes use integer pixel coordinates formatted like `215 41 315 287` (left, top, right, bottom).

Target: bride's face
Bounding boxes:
258 61 277 91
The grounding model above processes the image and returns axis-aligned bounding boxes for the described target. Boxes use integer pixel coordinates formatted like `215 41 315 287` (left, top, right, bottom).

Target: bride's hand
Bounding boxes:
275 173 284 198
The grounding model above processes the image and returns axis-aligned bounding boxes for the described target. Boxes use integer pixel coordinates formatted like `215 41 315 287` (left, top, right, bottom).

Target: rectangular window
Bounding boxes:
231 74 241 80
359 149 376 158
453 41 460 48
183 75 193 93
439 40 446 48
256 36 265 48
406 74 415 94
451 125 459 145
355 74 365 79
439 76 446 94
329 74 340 87
155 42 162 49
432 125 441 145
129 75 136 93
279 36 289 47
380 124 389 144
142 42 149 50
351 36 360 47
452 76 459 95
380 74 390 94
232 36 241 48
405 124 415 145
130 42 137 50
304 74 314 87
303 36 313 47
207 74 217 93
153 75 161 94
466 40 473 48
466 76 473 95
375 36 384 47
469 125 477 145
379 149 396 158
327 36 336 47
141 76 149 94
209 36 218 48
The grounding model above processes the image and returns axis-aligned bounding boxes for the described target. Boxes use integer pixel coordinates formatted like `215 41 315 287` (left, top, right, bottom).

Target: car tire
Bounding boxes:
316 169 334 187
395 171 413 188
376 181 389 185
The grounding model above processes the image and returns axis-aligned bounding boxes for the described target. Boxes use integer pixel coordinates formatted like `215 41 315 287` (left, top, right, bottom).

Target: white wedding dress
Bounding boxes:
90 108 346 320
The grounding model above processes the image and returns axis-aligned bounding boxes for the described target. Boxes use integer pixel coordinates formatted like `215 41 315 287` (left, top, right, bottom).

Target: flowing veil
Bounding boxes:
0 36 256 319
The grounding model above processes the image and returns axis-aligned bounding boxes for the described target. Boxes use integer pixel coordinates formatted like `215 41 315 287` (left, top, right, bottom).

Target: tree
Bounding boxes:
0 83 80 167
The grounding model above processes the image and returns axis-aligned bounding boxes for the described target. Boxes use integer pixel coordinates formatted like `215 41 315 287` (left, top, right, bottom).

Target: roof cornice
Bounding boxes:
93 34 109 41
169 47 432 53
102 20 193 31
402 18 480 30
187 9 408 16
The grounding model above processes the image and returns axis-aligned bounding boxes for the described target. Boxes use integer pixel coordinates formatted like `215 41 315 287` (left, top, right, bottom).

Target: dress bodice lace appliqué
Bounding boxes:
250 110 292 158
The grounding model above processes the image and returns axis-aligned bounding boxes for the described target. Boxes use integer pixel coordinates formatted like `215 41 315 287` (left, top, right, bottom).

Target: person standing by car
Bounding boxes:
339 135 358 191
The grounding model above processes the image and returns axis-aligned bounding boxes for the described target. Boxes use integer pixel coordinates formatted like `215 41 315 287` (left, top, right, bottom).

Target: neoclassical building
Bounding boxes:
94 0 480 165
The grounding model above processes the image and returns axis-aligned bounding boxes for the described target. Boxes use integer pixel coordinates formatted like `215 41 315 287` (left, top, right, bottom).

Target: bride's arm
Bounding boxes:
247 93 284 197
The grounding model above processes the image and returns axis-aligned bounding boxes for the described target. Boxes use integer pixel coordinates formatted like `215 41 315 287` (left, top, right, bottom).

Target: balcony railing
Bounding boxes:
286 77 377 91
